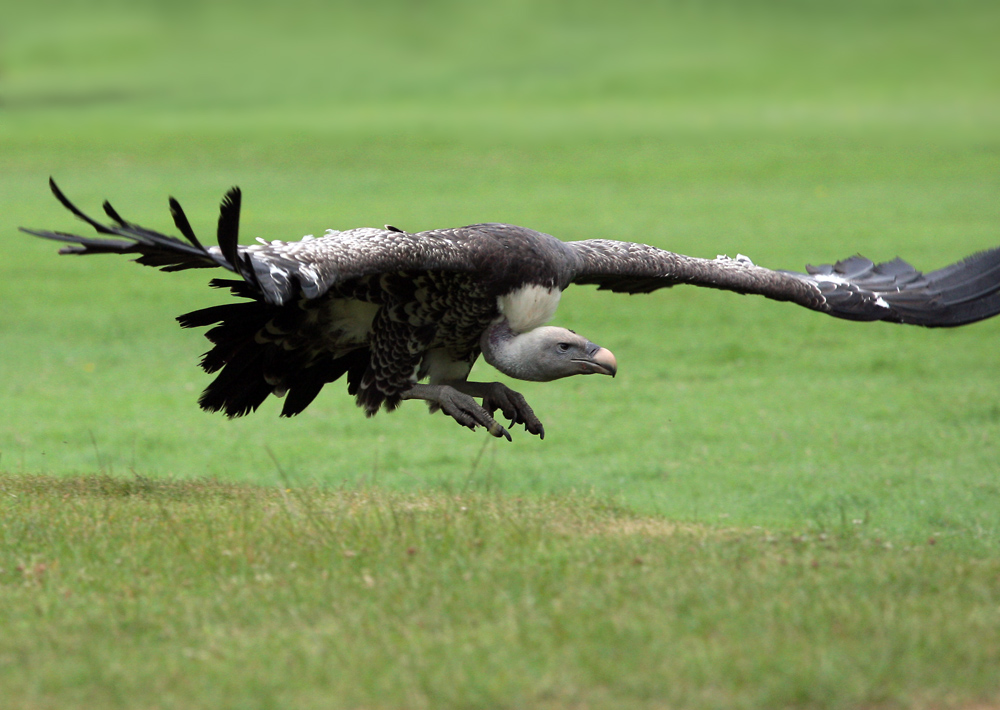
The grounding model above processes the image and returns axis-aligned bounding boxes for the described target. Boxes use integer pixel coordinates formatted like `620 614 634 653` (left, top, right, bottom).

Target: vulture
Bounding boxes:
22 179 1000 440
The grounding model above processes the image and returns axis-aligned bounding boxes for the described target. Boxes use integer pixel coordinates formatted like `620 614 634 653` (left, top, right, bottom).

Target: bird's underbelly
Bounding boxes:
313 274 509 385
421 348 475 384
321 298 380 346
311 293 487 378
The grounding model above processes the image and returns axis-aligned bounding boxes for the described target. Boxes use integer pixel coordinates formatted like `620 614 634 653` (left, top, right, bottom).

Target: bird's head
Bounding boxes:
482 324 617 382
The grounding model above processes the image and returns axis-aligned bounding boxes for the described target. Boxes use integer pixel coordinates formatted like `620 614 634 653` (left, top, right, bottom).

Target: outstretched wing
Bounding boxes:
22 180 498 306
241 225 499 305
568 239 1000 327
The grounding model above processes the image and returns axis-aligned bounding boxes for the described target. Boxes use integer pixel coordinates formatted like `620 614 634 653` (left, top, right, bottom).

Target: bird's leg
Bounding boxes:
444 380 545 439
400 383 512 440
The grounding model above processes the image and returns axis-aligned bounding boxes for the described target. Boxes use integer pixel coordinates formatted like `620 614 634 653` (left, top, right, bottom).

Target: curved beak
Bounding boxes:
574 345 617 377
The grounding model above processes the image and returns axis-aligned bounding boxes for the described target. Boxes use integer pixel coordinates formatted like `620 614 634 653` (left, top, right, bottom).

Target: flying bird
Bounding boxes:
22 180 1000 440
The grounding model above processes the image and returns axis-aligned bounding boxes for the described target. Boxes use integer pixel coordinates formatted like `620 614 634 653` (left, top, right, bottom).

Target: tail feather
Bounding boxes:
279 372 327 417
180 298 369 418
279 350 371 417
198 351 273 417
179 300 272 375
209 278 260 300
177 301 263 330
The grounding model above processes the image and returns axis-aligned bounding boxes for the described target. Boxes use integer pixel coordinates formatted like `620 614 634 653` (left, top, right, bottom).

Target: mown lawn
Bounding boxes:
2 474 999 710
2 0 999 707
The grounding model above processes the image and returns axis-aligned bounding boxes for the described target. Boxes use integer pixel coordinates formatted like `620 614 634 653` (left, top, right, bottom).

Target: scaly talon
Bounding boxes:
402 381 541 440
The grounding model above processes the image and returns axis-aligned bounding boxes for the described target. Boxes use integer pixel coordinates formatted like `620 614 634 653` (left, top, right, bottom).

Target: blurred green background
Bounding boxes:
2 0 999 545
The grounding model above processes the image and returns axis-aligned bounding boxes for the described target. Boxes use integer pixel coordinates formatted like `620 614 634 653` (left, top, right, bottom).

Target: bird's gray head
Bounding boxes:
481 324 617 383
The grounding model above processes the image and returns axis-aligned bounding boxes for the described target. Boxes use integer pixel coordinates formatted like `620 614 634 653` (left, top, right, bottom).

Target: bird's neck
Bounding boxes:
481 320 548 382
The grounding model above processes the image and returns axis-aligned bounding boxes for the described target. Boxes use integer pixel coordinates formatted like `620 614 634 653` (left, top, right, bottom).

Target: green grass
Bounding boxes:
2 0 1000 706
3 474 999 710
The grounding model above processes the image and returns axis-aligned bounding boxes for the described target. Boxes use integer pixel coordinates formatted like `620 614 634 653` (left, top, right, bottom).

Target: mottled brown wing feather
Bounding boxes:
568 240 826 308
568 239 1000 327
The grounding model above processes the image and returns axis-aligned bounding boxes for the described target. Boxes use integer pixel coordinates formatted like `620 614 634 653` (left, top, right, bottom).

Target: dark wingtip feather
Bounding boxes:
48 176 62 202
815 245 1000 327
169 196 205 251
102 200 127 227
25 179 242 275
47 178 115 235
217 187 242 270
47 178 77 216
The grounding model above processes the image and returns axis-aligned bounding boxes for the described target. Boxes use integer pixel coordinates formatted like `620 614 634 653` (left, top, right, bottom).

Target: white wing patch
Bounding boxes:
809 273 850 285
715 253 755 266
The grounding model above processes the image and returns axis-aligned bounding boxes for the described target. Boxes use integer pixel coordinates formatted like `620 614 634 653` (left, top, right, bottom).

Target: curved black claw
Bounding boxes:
436 389 511 441
481 383 545 439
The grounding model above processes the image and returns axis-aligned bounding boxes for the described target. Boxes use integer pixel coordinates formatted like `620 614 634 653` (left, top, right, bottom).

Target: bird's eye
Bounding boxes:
557 342 571 353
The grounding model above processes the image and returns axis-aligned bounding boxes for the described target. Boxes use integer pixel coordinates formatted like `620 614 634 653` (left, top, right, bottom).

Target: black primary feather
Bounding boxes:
21 179 230 271
216 187 242 271
804 247 1000 326
168 196 206 252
